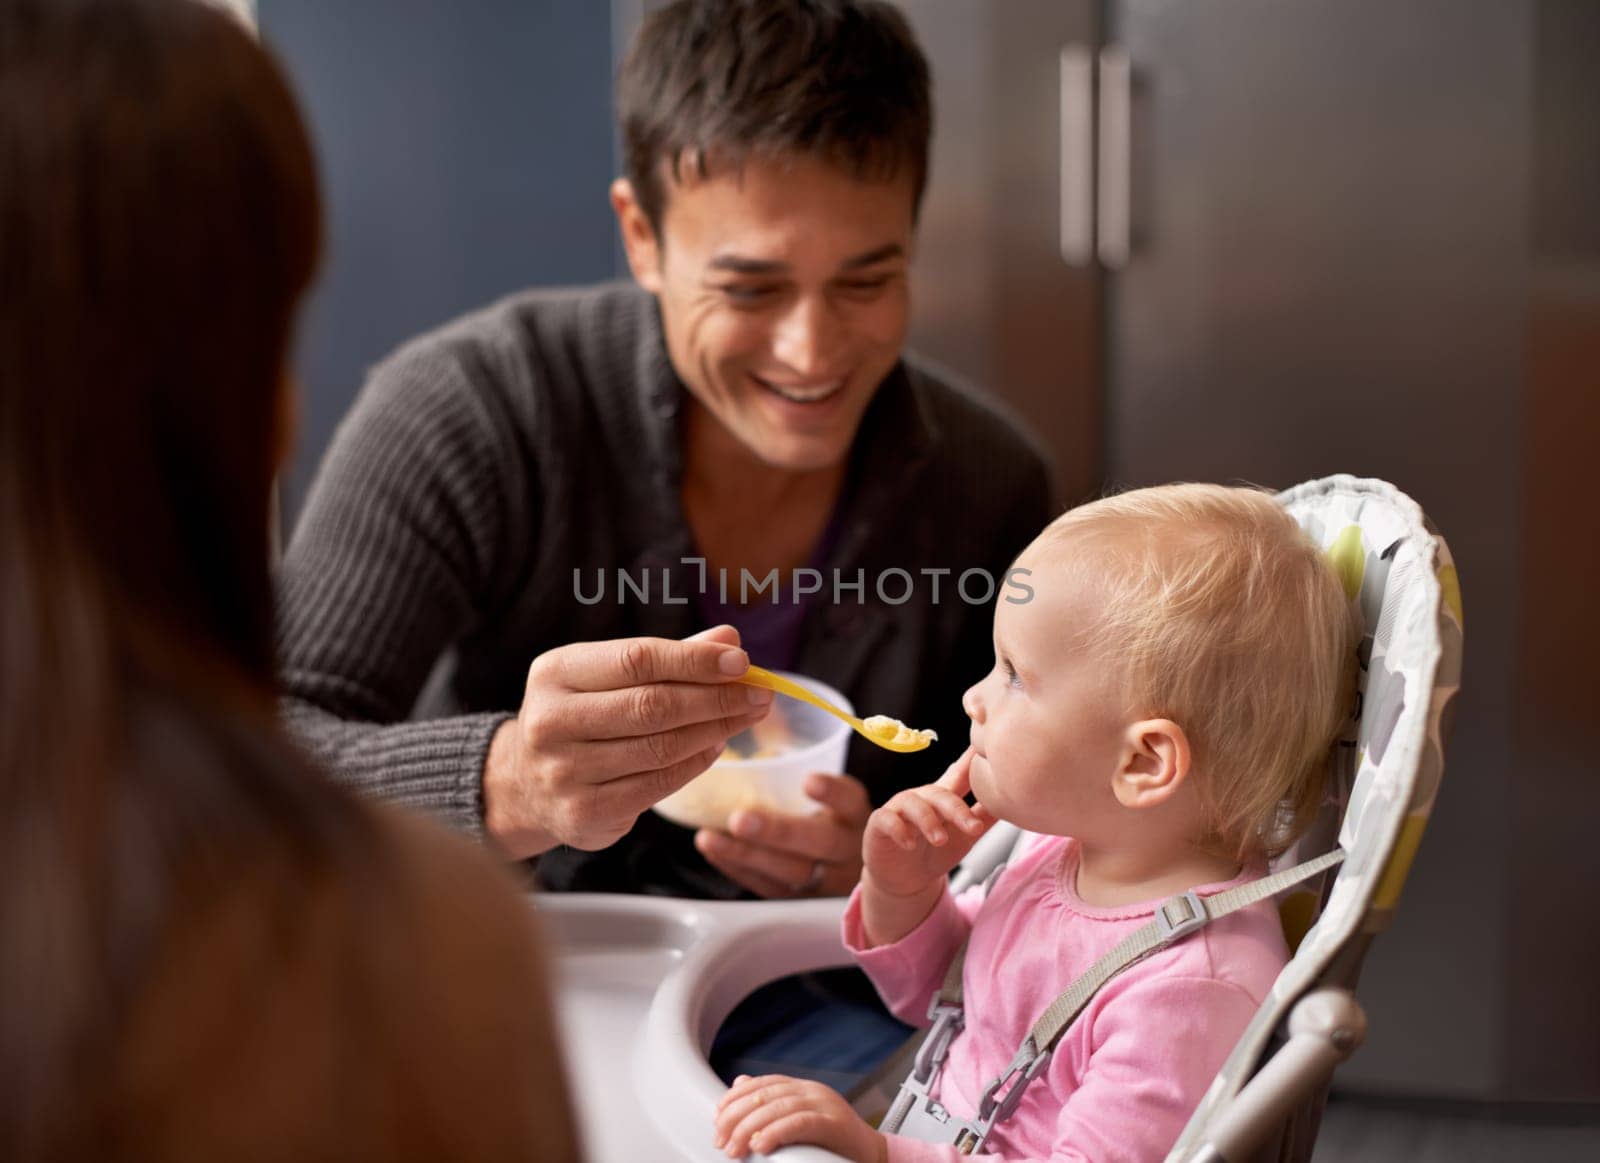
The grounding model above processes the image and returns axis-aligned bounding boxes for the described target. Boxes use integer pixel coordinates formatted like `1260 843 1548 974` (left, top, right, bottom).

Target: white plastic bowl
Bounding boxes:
652 671 853 830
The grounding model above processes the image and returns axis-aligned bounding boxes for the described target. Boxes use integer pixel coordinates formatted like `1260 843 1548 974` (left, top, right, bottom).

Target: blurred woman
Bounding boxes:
0 0 580 1157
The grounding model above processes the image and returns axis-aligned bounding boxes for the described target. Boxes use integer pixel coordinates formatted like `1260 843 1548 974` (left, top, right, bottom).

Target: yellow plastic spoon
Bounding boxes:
738 665 937 753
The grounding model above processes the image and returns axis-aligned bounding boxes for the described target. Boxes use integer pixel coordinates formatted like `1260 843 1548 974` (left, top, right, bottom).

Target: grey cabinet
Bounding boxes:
896 1 1103 508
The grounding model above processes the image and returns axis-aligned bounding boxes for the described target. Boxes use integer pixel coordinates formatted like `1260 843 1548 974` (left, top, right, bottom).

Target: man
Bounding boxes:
278 0 1052 904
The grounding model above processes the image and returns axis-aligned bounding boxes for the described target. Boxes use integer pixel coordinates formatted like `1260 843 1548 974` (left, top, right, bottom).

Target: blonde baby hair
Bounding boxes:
1039 483 1358 861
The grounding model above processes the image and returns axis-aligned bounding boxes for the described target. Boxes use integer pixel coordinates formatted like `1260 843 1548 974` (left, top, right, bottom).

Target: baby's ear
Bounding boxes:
1111 719 1191 809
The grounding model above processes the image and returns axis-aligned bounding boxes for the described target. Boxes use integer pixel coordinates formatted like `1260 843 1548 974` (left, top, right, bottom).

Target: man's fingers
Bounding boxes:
694 828 815 893
688 624 742 647
802 771 872 825
546 632 749 692
700 844 804 900
550 745 724 848
593 713 769 802
724 803 858 866
574 707 766 784
580 680 774 740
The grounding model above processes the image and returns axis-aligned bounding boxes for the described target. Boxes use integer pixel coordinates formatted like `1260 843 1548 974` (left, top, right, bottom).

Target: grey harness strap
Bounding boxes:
880 848 1346 1154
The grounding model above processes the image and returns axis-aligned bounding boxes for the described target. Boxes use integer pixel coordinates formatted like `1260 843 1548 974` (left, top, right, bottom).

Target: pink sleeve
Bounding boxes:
879 975 1257 1163
841 882 976 1028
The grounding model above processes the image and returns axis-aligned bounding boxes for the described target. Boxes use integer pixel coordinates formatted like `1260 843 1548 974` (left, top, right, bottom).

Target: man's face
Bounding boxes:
615 153 915 472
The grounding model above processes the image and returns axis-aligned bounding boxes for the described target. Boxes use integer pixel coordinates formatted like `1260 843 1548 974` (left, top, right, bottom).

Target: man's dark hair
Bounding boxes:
617 0 932 230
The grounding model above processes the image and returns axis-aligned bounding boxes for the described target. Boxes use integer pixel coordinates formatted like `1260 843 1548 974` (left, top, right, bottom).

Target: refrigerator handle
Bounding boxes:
1059 45 1095 267
1097 45 1132 269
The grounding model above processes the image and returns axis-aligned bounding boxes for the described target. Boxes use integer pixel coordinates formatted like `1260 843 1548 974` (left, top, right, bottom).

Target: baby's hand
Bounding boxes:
862 746 995 898
713 1074 885 1162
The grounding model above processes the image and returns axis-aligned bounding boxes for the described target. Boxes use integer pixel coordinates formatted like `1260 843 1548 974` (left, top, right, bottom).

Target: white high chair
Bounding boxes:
535 475 1463 1163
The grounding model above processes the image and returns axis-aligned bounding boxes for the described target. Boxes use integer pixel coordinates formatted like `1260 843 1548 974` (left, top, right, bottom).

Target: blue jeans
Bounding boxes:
709 968 917 1094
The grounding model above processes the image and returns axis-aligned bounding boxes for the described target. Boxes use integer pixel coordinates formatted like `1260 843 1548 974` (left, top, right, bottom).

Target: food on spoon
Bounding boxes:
861 715 938 750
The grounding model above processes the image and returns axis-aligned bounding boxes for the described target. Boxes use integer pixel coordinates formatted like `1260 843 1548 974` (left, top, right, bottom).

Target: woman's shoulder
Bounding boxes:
325 801 555 1040
337 806 583 1158
113 732 577 1160
372 804 547 968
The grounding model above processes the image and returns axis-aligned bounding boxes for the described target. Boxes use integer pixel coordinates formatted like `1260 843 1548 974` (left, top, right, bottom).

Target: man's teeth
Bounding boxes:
761 379 844 403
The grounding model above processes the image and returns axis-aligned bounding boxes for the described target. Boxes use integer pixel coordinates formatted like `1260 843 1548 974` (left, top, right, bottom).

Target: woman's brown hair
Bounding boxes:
0 0 381 1153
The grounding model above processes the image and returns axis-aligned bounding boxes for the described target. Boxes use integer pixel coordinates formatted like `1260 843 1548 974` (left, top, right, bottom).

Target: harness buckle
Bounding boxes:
1154 889 1210 945
913 1000 965 1084
974 1036 1054 1129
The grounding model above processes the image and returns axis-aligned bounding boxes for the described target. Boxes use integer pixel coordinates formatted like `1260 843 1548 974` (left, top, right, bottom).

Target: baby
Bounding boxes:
713 484 1357 1162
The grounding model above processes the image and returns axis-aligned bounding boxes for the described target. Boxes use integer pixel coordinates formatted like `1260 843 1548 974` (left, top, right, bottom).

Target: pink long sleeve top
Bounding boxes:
843 835 1289 1163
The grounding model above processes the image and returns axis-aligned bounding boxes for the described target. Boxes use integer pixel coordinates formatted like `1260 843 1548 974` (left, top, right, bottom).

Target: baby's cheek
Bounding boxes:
968 755 997 810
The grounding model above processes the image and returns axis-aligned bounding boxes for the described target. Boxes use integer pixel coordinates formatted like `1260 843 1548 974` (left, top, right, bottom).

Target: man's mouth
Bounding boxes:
752 375 846 405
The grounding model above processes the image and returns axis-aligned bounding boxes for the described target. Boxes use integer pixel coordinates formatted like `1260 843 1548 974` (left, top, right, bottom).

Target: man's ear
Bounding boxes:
1111 718 1192 809
610 177 663 293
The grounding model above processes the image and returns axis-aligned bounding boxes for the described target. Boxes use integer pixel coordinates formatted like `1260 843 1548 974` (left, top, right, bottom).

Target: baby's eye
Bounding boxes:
1002 658 1022 688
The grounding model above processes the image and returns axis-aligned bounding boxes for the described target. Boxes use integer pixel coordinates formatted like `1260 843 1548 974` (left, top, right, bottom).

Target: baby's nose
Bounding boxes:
962 682 984 722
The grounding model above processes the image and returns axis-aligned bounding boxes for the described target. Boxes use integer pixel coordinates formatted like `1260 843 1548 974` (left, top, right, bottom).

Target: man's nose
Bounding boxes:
772 295 839 378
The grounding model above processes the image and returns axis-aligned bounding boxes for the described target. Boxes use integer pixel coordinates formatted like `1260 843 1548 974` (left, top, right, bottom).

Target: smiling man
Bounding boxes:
278 0 1052 905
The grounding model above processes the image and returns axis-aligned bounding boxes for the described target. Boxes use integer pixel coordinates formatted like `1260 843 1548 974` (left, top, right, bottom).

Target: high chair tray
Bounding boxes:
535 891 855 1163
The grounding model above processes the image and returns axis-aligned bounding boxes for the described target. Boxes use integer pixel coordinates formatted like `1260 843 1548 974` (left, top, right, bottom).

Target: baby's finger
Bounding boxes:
720 1083 807 1158
868 805 919 851
712 1075 786 1150
749 1110 830 1158
895 791 951 846
935 745 976 795
714 1073 758 1112
920 784 989 835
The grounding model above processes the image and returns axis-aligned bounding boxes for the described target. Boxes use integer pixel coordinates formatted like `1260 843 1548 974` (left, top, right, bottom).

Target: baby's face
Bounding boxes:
961 542 1132 839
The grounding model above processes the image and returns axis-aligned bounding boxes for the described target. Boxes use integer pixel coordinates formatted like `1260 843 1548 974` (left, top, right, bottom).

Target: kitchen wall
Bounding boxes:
261 0 618 521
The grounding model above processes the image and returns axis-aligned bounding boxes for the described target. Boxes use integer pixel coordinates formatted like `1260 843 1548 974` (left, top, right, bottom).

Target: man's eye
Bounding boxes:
720 284 778 304
835 277 892 298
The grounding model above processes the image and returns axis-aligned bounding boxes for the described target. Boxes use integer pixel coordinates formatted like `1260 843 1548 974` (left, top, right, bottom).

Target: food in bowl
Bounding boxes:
651 671 853 831
718 713 798 761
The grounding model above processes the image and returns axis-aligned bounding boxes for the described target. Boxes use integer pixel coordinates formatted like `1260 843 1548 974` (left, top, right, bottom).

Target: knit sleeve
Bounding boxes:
275 339 527 837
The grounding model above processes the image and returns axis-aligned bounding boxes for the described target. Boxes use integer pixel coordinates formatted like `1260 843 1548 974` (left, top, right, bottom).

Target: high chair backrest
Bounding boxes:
1166 475 1464 1162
